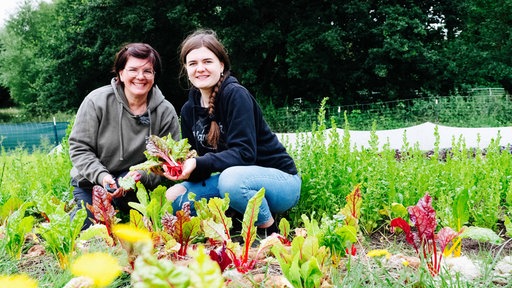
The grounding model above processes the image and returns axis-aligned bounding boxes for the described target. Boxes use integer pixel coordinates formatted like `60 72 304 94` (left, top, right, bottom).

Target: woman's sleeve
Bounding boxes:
69 98 109 184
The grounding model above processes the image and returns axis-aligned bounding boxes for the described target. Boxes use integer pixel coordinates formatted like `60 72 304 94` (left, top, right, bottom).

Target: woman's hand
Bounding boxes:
102 174 117 191
163 158 196 181
102 174 126 198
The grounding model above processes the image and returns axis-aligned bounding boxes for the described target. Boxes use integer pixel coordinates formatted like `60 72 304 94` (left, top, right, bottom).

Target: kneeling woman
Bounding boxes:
162 29 301 233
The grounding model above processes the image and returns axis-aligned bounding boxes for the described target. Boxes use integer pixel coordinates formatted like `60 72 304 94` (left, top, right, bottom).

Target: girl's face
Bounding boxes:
119 56 155 99
185 46 224 95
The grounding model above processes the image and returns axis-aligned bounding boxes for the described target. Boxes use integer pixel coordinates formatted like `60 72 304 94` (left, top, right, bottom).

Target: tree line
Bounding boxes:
0 0 511 116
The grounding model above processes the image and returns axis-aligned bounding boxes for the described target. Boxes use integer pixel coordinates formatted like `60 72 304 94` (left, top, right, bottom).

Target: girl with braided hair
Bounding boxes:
162 29 301 235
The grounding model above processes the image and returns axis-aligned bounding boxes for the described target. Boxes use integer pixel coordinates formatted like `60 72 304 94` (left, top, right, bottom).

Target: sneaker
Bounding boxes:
256 221 279 239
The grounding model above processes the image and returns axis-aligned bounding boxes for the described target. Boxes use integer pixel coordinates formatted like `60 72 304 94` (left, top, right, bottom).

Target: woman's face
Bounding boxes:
185 46 224 95
119 56 155 99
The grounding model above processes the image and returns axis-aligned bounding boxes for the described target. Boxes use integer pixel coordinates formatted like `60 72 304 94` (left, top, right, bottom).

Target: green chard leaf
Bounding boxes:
241 188 265 261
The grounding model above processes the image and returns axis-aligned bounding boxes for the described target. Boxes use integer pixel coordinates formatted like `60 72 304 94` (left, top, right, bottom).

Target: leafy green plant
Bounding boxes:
271 233 328 288
0 196 23 224
504 216 512 238
339 184 362 256
131 244 223 288
35 193 87 269
225 187 265 273
161 202 201 258
2 201 35 259
192 192 232 242
443 189 470 257
128 183 173 232
300 213 357 264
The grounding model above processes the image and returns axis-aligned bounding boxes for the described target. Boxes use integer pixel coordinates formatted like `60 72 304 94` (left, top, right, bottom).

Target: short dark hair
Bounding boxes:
112 43 162 83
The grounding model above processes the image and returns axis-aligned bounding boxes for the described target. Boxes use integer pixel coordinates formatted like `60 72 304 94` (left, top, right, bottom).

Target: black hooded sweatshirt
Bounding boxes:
180 75 298 182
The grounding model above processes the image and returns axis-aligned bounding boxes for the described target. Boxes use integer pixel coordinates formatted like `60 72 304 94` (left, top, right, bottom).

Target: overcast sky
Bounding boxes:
0 0 22 27
0 0 51 28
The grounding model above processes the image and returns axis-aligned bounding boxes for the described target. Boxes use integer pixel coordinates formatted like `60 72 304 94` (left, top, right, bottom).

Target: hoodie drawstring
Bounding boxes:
147 108 152 136
118 102 124 161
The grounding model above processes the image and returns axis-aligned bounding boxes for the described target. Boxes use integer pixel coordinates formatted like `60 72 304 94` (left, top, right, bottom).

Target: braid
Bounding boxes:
207 72 228 149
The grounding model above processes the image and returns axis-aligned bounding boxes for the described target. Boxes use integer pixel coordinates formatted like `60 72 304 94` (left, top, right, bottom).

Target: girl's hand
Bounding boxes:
163 158 196 181
126 170 142 182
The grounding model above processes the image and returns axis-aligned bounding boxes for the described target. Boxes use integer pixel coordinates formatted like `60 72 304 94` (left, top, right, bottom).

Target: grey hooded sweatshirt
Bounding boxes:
69 78 180 188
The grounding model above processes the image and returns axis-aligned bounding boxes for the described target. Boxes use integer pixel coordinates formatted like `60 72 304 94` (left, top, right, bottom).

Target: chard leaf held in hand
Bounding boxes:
130 134 197 176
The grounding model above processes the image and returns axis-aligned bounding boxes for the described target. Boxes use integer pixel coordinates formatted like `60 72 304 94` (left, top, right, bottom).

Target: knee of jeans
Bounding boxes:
218 169 242 193
172 194 186 212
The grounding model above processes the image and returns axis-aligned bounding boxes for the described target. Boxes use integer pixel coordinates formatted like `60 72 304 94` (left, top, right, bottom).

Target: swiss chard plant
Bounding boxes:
443 188 470 257
129 183 172 232
2 201 35 259
192 192 233 244
227 187 265 273
390 193 460 276
86 185 122 238
271 232 328 288
131 244 224 288
300 213 357 265
161 202 201 258
35 193 87 269
208 188 269 273
339 184 362 257
0 196 23 223
130 134 197 177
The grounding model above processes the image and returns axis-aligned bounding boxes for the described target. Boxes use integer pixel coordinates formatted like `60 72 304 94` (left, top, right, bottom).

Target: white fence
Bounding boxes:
277 122 512 151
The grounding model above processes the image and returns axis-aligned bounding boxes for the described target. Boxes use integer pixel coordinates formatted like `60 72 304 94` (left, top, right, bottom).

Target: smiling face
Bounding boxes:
185 46 225 96
119 56 155 99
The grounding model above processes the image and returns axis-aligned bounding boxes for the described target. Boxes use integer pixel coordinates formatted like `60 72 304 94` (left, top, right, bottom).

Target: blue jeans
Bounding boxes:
172 166 301 226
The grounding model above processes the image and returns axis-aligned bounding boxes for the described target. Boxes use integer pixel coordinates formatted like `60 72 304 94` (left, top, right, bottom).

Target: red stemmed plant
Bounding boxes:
390 193 460 276
161 202 201 258
209 188 281 273
130 134 196 177
86 185 123 238
86 174 141 238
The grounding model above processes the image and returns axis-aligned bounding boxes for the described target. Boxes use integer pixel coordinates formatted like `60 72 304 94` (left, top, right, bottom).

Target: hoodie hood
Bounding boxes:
111 78 166 160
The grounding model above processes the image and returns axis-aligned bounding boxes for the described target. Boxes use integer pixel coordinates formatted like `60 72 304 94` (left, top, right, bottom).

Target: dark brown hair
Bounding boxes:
113 43 162 85
179 29 231 149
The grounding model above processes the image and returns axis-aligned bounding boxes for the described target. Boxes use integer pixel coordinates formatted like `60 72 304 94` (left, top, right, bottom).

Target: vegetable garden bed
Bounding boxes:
1 103 511 287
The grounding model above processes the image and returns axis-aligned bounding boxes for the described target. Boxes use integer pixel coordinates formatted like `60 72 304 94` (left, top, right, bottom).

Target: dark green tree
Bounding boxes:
0 0 55 111
1 0 510 116
0 0 188 115
446 0 512 94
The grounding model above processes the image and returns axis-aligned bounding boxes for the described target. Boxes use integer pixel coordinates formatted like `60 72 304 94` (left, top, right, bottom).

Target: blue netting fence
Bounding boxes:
0 121 69 152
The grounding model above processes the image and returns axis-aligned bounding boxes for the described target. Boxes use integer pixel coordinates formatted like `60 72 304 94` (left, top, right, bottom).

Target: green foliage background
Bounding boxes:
1 0 512 117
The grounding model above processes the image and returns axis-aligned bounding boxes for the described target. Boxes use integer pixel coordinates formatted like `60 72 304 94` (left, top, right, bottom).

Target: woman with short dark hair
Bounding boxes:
69 43 180 229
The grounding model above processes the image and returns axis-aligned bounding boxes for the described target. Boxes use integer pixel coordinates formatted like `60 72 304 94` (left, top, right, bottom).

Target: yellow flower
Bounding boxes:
0 274 38 288
366 249 391 259
71 252 122 287
402 260 409 267
112 223 152 244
